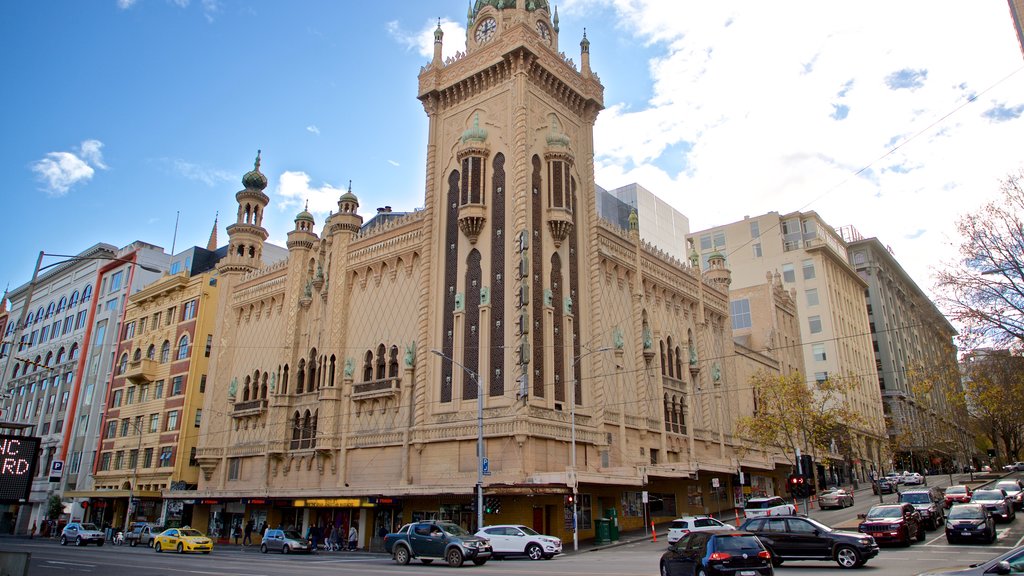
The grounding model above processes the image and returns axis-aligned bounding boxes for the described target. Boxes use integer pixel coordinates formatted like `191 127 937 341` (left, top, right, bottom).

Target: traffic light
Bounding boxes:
484 497 501 515
565 494 575 506
787 474 809 498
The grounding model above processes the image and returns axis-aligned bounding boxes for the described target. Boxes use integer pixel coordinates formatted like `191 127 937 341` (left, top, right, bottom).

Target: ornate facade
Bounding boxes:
183 1 786 546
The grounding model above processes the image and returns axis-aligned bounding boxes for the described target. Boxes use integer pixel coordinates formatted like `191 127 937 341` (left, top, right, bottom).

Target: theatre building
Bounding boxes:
179 0 792 547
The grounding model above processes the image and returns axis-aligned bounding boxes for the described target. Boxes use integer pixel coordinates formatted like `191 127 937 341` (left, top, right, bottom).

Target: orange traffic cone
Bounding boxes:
651 521 657 542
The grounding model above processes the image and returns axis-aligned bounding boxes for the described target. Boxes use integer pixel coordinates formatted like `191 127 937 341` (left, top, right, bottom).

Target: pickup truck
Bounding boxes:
384 521 492 567
125 523 162 547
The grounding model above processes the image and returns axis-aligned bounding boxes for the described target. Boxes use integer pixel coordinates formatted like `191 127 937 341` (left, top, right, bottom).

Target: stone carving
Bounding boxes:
689 342 698 365
544 289 552 307
404 342 416 368
564 296 573 315
269 372 276 393
229 377 237 399
344 358 354 378
480 286 490 306
455 292 464 312
712 362 721 383
642 324 652 350
613 326 624 350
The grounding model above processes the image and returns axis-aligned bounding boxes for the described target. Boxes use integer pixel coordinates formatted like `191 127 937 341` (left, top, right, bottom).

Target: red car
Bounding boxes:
857 503 924 546
944 485 973 508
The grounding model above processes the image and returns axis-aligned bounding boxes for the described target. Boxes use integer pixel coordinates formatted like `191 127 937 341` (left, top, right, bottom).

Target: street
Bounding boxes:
6 473 1022 576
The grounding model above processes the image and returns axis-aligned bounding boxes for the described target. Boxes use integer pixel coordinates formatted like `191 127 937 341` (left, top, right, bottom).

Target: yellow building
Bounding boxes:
183 1 794 547
87 248 219 528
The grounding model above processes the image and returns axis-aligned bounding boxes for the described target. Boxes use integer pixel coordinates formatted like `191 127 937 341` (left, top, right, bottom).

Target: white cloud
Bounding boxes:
574 0 1024 296
163 158 234 187
306 125 320 135
116 0 137 8
387 160 400 167
275 171 347 217
30 139 108 196
386 17 465 61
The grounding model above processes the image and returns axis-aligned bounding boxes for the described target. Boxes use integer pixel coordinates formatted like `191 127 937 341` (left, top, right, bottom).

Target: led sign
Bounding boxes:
0 435 40 503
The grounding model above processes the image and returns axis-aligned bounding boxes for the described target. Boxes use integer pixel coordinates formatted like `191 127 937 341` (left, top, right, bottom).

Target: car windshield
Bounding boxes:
80 523 99 531
282 531 305 539
973 491 1003 500
439 523 471 537
180 529 203 537
714 535 764 553
745 500 777 509
948 506 986 520
901 493 931 504
996 483 1020 492
946 486 967 495
866 507 901 519
516 526 540 536
670 521 688 529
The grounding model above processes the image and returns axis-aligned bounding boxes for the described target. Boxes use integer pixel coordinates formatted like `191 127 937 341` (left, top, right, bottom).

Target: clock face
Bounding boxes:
475 17 496 43
536 21 551 43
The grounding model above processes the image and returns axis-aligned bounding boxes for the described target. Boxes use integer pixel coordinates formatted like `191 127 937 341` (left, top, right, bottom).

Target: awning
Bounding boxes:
63 489 163 499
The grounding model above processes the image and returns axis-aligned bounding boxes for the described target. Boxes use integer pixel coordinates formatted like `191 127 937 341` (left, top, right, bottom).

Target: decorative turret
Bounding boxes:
221 150 270 274
287 201 318 251
457 114 490 244
581 29 592 77
327 181 363 236
433 19 443 64
703 250 732 291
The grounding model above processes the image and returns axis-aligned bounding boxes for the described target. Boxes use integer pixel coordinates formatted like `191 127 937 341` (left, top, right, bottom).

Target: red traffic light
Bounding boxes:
80 501 89 509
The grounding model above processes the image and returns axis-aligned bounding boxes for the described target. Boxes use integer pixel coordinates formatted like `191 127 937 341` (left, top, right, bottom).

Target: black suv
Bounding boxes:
739 515 879 569
899 487 946 530
660 529 773 576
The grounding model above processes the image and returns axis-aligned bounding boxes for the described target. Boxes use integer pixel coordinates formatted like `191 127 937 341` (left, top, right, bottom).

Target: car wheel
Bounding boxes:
155 542 163 553
834 545 861 569
989 529 997 544
421 559 433 565
60 536 67 546
394 545 410 565
282 545 290 554
946 536 956 544
917 525 927 542
770 551 784 567
901 529 912 547
446 548 464 568
660 561 670 576
177 543 184 553
472 559 488 566
526 543 544 561
98 541 103 547
260 544 268 553
76 536 84 546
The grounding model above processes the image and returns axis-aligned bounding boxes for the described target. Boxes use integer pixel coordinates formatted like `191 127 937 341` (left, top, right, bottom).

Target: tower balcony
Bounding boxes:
547 206 574 247
458 203 487 244
125 359 159 384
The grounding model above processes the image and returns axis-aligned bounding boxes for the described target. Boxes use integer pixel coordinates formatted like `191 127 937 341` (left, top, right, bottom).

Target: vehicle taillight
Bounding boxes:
758 551 771 559
709 552 731 561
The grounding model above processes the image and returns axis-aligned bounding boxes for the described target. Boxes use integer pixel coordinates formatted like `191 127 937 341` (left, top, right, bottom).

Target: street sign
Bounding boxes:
0 435 41 503
642 490 649 503
49 459 64 483
482 457 490 476
712 477 720 488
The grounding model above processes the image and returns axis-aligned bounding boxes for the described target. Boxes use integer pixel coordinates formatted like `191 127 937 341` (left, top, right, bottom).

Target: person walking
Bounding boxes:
29 522 36 539
260 521 268 538
242 520 254 546
347 522 358 551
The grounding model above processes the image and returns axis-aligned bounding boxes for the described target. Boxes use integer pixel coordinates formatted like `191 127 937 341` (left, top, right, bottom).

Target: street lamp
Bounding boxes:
570 346 612 552
430 349 485 531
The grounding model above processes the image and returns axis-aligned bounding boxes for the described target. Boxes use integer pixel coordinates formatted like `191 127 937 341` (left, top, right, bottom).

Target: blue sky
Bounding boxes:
2 0 1023 300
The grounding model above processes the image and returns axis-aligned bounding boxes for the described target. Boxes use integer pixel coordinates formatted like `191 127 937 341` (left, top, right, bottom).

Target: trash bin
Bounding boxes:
594 518 611 544
605 508 619 541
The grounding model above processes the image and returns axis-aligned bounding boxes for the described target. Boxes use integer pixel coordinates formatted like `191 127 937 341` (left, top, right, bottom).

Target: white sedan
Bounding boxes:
476 525 561 560
901 472 924 485
666 516 736 544
817 488 855 509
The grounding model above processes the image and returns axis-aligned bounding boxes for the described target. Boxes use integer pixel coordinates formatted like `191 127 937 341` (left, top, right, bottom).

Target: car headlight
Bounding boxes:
858 538 871 545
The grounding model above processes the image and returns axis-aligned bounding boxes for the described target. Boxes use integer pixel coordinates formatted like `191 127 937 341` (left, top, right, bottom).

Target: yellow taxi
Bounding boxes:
153 527 213 554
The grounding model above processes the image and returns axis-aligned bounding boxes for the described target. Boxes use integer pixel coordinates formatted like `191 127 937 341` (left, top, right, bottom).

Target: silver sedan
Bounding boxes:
818 488 855 509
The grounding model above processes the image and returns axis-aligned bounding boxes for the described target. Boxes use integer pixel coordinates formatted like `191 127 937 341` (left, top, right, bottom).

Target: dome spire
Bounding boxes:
206 211 219 251
242 149 268 191
433 18 444 63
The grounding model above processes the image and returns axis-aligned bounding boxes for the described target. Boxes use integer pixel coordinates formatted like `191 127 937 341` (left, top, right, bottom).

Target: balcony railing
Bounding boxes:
352 377 401 400
124 358 159 384
232 398 268 417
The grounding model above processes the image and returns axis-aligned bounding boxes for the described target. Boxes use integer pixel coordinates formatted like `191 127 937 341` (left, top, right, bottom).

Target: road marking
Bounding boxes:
43 561 96 567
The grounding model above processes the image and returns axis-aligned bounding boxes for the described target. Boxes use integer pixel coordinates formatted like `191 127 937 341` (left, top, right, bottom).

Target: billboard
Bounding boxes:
0 435 40 503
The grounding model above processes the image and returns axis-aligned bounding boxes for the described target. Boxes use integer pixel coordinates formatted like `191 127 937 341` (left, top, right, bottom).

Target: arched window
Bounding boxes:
666 337 675 379
659 341 666 375
82 284 93 302
160 340 171 363
133 348 142 362
296 359 306 394
44 352 53 368
301 410 312 449
251 371 259 400
328 355 336 388
375 344 386 380
69 343 79 360
147 344 155 359
12 365 20 379
307 349 317 392
45 302 55 319
176 335 189 360
69 291 80 308
119 353 129 375
32 356 41 371
35 307 44 323
261 373 268 399
243 377 251 401
57 297 67 314
363 351 373 382
388 346 399 378
282 364 289 394
311 410 318 448
675 346 683 377
56 347 66 364
25 311 34 326
291 411 301 449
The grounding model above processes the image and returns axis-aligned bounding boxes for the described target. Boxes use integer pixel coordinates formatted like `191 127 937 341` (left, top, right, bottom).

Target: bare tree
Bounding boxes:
936 169 1024 348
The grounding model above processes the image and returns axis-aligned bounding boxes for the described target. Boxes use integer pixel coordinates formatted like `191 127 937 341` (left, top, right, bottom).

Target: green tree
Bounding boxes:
962 350 1024 463
46 494 63 521
736 371 865 468
936 169 1024 347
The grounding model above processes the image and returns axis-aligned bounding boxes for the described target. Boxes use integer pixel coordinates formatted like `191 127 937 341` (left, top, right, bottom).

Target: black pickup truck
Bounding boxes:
384 521 492 567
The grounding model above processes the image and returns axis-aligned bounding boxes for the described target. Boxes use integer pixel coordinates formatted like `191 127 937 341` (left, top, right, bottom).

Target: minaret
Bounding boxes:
206 212 219 251
221 150 270 274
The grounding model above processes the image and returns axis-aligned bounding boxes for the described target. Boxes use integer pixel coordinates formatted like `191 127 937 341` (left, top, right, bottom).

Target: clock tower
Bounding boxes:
416 0 604 420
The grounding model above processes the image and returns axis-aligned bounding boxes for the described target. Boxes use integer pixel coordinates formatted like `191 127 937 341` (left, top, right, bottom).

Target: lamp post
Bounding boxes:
570 346 612 552
430 349 485 531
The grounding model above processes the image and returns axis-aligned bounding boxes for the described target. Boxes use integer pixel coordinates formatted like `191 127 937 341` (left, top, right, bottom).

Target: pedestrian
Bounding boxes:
232 523 241 545
260 521 268 537
29 522 36 539
242 520 254 546
348 522 359 551
323 523 333 549
328 525 341 551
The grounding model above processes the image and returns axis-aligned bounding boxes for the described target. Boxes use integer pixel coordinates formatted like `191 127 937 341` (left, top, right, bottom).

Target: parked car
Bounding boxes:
857 503 925 546
1014 462 1024 472
899 487 946 530
945 503 997 545
125 523 162 547
818 488 855 510
971 488 1016 523
659 529 774 576
743 496 796 518
902 471 925 485
260 529 312 554
60 522 105 546
944 485 974 508
666 516 736 544
385 521 491 567
740 515 878 569
153 527 213 554
915 544 1024 575
886 472 904 485
873 477 897 495
994 479 1024 510
475 524 561 560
